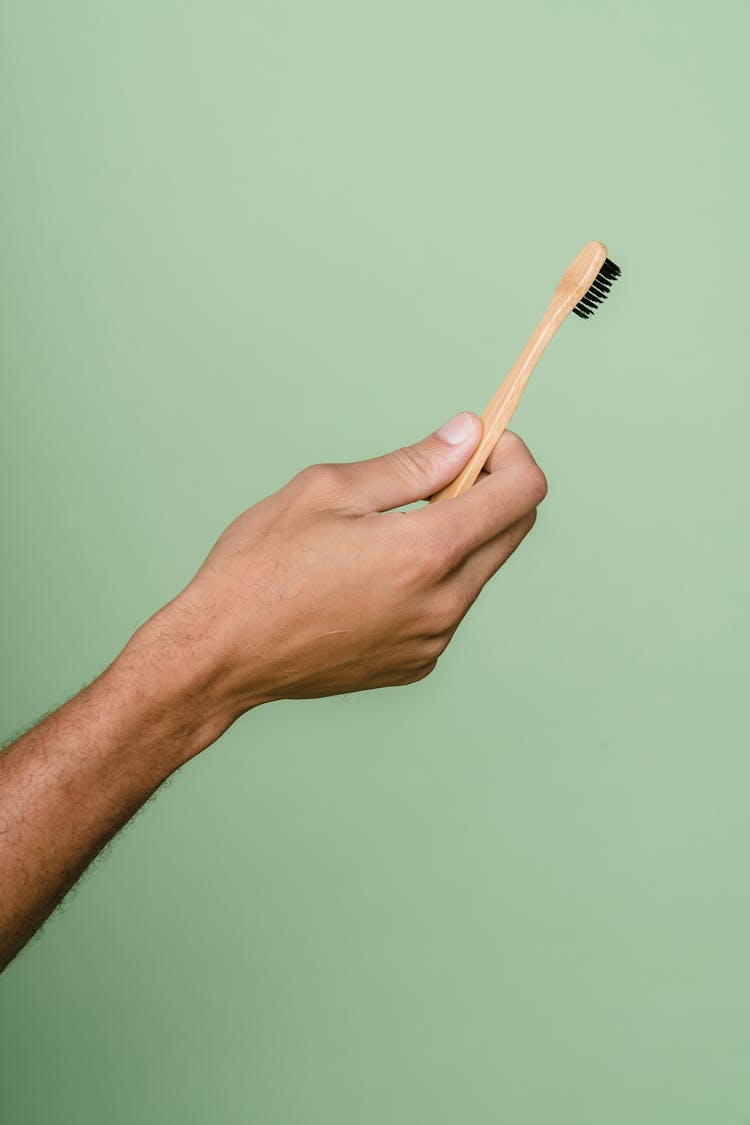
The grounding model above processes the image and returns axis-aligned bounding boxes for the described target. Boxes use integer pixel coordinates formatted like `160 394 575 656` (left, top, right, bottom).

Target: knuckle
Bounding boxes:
427 587 464 635
391 443 434 481
402 659 438 685
293 462 343 497
425 633 450 659
505 453 546 510
525 462 548 506
523 507 538 533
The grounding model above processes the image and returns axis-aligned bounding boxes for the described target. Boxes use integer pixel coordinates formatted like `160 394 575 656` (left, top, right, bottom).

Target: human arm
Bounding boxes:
0 413 547 970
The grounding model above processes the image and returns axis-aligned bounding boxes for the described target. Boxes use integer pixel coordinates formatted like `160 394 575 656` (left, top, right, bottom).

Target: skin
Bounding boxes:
0 412 547 971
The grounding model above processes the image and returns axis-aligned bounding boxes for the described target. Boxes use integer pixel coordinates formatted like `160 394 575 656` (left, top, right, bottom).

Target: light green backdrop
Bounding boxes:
1 2 748 1122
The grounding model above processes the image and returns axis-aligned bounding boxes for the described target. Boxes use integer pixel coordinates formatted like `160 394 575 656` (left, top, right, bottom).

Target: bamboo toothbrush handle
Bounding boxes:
430 300 566 502
430 239 610 503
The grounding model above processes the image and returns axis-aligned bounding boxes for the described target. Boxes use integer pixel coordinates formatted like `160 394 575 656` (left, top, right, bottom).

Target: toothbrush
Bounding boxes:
431 240 621 502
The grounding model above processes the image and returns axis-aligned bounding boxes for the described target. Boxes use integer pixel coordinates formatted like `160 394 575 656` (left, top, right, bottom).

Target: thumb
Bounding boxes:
349 412 483 512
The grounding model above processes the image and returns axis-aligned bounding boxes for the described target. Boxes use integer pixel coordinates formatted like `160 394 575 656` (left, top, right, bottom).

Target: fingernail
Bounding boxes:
436 412 476 446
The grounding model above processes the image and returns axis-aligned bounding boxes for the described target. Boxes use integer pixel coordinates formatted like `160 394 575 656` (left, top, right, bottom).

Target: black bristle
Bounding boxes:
572 256 621 320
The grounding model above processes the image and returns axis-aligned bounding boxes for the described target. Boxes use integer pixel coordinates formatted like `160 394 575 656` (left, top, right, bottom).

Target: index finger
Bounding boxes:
415 431 548 559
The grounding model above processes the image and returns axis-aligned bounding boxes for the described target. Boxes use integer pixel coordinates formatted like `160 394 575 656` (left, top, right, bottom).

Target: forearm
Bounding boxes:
0 602 230 971
0 419 545 972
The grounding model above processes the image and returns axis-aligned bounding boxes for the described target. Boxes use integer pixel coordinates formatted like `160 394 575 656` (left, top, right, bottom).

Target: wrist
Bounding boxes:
115 591 256 768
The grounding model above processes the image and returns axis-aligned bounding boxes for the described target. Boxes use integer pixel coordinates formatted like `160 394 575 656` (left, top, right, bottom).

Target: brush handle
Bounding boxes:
430 300 567 502
430 240 608 503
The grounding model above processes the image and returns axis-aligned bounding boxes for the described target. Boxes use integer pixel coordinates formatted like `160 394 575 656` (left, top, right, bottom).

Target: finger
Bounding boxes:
483 429 542 476
416 439 547 561
453 509 537 595
341 412 482 513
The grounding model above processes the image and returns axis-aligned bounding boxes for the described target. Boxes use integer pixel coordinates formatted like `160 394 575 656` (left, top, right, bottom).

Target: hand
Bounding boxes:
143 412 547 739
0 413 546 967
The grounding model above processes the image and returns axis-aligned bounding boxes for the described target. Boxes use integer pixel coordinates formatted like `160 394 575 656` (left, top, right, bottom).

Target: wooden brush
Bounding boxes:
430 240 621 502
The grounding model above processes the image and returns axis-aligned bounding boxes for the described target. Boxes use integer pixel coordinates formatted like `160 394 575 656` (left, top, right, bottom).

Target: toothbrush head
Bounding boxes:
571 254 622 319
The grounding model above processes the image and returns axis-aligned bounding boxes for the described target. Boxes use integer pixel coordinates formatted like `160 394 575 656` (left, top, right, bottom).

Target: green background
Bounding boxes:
1 1 748 1121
